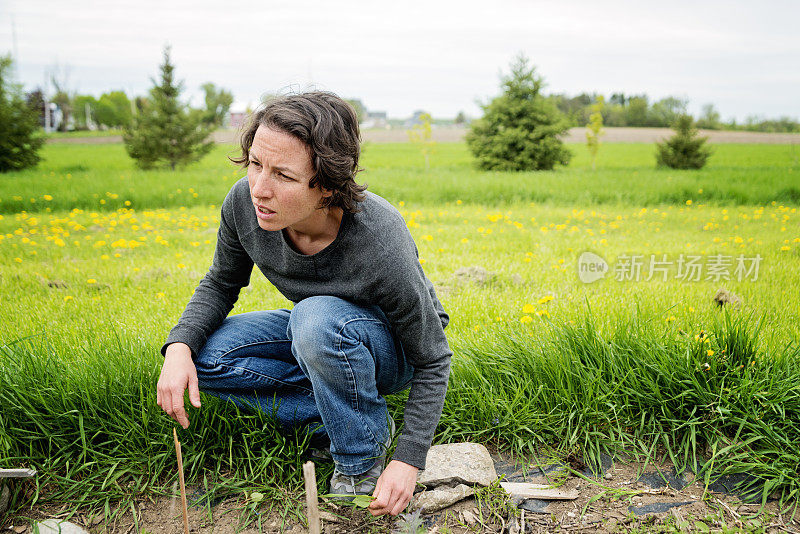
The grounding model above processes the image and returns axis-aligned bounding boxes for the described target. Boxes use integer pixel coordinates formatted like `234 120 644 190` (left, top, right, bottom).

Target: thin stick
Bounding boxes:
173 428 190 534
303 461 320 534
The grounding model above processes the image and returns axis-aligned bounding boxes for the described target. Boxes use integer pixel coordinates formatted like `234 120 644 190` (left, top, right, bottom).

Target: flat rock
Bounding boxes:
500 482 579 501
412 483 475 513
419 443 497 488
34 520 90 534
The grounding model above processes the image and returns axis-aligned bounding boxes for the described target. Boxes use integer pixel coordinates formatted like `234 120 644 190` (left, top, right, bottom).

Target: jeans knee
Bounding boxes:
288 296 342 366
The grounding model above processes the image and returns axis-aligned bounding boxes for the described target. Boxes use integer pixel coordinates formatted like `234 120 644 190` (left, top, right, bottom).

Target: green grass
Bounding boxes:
1 141 799 525
1 142 799 214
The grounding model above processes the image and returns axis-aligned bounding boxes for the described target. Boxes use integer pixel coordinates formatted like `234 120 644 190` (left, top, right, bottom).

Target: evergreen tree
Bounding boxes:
0 55 44 173
123 47 213 170
655 115 712 169
466 54 571 171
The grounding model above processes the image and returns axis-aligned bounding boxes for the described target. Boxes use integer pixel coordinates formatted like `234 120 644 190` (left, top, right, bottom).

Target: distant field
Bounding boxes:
45 126 800 145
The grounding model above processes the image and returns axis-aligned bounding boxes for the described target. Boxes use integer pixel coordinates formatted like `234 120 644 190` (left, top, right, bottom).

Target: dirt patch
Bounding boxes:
5 453 797 533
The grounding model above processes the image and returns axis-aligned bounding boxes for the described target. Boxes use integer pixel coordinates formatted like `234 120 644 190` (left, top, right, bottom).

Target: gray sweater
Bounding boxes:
163 178 451 469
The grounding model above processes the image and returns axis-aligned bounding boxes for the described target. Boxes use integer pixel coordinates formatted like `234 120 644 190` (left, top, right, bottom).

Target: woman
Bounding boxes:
156 91 452 516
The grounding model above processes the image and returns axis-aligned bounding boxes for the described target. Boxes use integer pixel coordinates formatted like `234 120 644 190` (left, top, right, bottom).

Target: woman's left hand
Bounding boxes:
368 460 419 516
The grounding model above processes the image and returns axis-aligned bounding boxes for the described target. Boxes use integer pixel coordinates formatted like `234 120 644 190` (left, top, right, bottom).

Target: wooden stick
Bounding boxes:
173 428 190 534
303 461 320 534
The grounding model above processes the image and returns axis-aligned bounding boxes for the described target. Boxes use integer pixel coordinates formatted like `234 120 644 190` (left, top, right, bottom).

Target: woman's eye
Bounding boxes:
249 160 261 167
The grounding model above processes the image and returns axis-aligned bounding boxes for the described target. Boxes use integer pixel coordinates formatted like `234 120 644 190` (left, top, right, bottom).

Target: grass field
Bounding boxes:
1 141 799 524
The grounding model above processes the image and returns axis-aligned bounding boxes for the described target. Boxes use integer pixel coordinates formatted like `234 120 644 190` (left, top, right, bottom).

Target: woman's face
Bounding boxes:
247 125 331 233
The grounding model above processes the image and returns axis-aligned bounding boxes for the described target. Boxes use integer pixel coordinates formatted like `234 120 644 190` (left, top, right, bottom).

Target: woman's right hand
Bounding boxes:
156 343 201 429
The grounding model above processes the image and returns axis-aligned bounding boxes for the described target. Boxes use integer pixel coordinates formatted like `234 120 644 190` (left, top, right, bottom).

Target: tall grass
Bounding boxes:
2 309 798 524
441 309 800 504
0 333 317 524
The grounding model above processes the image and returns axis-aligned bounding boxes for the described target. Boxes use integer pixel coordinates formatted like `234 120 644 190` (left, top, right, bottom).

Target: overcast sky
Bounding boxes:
2 0 798 121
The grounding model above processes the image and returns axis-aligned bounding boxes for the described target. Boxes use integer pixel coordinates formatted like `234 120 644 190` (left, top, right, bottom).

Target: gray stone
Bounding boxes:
0 483 9 515
34 520 90 534
518 499 550 514
629 501 695 516
418 443 497 487
412 484 474 513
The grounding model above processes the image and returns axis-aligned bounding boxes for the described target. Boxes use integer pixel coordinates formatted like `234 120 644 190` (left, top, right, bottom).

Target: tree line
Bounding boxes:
549 92 800 133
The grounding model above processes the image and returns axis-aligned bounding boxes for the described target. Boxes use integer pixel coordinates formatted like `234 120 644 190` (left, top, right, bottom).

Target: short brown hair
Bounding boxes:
231 91 366 213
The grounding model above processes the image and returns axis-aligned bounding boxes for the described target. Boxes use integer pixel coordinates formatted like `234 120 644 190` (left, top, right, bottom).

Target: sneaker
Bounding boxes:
328 416 396 498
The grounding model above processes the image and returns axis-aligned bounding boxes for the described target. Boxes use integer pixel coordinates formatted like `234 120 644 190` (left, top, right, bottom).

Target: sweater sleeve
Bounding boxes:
372 231 452 470
161 187 254 357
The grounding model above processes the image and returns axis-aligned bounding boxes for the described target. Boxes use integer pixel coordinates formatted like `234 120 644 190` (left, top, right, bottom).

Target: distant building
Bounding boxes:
404 110 429 128
228 111 248 130
362 111 388 129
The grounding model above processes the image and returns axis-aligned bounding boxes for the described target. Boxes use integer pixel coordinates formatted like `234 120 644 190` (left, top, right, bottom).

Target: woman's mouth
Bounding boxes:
255 205 276 220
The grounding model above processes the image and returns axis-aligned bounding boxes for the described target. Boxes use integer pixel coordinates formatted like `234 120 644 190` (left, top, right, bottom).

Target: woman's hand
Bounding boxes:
156 343 201 429
368 460 419 516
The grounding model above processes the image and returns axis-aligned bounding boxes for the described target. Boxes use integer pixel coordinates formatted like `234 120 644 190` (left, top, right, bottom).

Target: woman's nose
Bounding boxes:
251 171 273 199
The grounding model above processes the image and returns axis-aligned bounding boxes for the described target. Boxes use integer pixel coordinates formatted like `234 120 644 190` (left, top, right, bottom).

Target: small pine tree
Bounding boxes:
0 55 44 173
656 115 712 169
124 47 213 170
466 54 571 171
585 96 605 171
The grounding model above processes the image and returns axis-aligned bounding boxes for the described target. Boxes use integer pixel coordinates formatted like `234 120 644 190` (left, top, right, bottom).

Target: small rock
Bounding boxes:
713 289 742 308
604 473 613 480
33 520 89 534
567 511 576 518
413 484 475 513
419 443 497 487
0 484 9 515
461 509 477 525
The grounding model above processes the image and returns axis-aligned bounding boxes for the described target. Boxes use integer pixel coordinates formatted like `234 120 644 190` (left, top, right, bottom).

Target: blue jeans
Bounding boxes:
193 296 414 475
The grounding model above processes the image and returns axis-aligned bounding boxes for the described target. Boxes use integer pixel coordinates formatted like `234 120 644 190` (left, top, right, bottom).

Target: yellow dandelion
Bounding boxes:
707 349 715 357
538 295 554 305
520 316 533 324
461 238 468 243
665 316 676 323
87 278 97 284
456 200 462 205
523 304 536 314
13 257 22 263
177 263 186 269
101 254 110 260
686 200 693 206
536 309 550 318
43 194 53 201
422 235 433 241
156 292 165 299
63 296 74 302
780 246 790 251
473 325 480 332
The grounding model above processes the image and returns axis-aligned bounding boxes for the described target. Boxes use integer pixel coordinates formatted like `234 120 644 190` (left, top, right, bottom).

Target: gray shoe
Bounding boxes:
329 416 396 498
